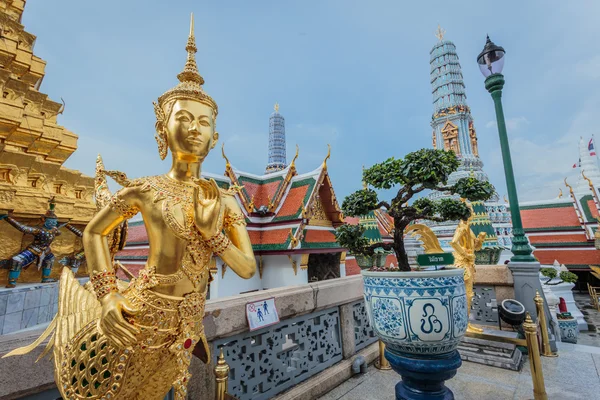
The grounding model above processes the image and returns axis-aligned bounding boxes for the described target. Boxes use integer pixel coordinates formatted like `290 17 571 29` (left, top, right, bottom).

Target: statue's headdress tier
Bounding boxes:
156 13 218 117
45 196 57 219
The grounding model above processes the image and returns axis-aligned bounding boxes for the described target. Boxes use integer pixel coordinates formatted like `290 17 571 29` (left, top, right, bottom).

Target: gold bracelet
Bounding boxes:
205 232 232 256
109 192 139 219
90 269 118 299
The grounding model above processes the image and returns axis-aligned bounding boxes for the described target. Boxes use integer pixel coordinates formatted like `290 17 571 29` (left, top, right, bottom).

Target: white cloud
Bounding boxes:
485 116 530 132
575 55 600 80
492 96 600 202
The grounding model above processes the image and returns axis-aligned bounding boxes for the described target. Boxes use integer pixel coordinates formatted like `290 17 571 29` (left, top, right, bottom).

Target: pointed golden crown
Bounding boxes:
154 13 218 121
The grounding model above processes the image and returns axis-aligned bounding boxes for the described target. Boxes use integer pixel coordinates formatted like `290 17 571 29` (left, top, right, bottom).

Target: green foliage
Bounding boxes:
334 224 371 256
363 158 404 189
453 177 496 202
540 268 558 280
341 189 378 217
437 198 471 221
540 267 578 285
413 198 436 216
400 149 460 188
559 271 578 284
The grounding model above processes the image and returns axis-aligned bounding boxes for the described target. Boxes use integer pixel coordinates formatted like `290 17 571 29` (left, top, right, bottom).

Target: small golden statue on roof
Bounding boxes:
4 14 256 400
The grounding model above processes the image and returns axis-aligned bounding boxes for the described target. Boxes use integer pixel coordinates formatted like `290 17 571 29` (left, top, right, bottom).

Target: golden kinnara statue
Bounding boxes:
449 200 486 334
4 14 256 400
406 200 486 334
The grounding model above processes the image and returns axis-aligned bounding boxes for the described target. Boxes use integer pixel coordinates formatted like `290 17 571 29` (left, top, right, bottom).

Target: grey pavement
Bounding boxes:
319 337 600 400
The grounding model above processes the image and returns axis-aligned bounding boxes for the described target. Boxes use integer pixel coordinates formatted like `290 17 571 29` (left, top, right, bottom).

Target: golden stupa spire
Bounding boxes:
435 25 446 42
274 102 279 113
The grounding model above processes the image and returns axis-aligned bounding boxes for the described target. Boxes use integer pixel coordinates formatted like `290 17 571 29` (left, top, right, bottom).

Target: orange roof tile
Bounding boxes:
535 249 600 265
304 230 336 243
126 223 148 242
248 230 261 244
261 229 291 244
117 264 145 280
345 217 359 225
247 228 291 246
521 207 580 229
277 186 309 218
529 234 588 244
116 248 149 257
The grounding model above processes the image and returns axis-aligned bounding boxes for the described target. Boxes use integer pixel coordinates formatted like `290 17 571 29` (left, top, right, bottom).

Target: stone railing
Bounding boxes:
0 276 378 400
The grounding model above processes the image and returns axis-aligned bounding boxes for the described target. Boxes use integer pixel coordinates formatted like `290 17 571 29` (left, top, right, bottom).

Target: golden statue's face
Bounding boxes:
164 99 218 160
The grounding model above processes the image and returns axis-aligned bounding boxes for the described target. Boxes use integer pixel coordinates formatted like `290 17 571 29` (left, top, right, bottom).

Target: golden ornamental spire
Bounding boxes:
322 144 331 168
177 13 203 85
435 25 446 42
156 13 217 117
290 144 299 169
221 143 231 168
274 102 279 113
558 188 563 198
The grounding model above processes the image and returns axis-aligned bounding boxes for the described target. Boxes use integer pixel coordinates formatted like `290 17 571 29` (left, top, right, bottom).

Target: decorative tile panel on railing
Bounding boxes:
472 285 499 326
213 307 342 400
352 300 377 351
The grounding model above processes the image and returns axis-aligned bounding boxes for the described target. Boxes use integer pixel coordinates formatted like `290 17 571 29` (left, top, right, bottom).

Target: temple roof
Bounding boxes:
115 158 345 263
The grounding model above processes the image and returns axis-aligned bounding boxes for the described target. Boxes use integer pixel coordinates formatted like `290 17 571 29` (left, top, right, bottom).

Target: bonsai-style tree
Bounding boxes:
339 148 495 272
540 267 578 286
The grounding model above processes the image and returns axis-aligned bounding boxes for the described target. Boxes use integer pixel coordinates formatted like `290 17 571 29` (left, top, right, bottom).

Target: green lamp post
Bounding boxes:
477 36 536 263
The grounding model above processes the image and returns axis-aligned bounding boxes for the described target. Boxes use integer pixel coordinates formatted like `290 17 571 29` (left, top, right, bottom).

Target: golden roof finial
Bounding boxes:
558 188 563 198
565 177 575 197
322 144 331 168
582 169 594 188
290 144 299 168
221 143 231 168
274 102 279 113
435 25 446 42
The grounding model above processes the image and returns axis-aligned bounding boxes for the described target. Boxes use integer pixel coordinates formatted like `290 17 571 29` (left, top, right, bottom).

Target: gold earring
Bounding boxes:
155 131 168 160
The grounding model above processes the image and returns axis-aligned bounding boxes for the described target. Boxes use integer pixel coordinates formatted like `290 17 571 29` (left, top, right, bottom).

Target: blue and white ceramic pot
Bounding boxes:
558 317 579 344
362 268 468 355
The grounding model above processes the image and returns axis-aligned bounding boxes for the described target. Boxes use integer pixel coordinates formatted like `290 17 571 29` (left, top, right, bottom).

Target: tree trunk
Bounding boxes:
393 224 411 271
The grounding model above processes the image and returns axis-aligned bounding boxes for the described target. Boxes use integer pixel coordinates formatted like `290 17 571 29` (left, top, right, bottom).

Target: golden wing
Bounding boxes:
95 154 129 262
2 268 102 360
405 224 444 254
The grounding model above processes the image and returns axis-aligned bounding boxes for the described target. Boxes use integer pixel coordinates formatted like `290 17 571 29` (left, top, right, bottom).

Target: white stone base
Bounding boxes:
0 278 89 336
541 280 587 331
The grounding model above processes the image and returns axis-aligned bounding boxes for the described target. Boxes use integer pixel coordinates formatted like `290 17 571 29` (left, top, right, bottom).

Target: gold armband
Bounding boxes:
205 232 232 256
109 192 139 219
223 212 247 229
90 269 118 299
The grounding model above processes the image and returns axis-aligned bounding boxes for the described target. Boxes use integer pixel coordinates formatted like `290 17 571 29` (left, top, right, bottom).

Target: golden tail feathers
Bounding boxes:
2 268 102 361
405 224 444 254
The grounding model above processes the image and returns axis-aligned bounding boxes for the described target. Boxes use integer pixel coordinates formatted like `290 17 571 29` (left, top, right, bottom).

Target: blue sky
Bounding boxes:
22 0 600 203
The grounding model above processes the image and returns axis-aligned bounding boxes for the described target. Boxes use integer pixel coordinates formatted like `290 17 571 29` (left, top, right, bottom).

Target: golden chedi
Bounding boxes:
4 14 256 400
0 0 95 285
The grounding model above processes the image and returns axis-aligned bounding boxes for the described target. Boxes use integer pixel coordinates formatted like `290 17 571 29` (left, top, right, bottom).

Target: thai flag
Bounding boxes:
589 138 596 156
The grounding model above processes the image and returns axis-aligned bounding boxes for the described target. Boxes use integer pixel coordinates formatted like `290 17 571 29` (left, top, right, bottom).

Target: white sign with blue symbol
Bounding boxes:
246 297 280 331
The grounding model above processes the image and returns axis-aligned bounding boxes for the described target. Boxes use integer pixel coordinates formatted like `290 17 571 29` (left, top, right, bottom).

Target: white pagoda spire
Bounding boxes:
575 136 600 195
